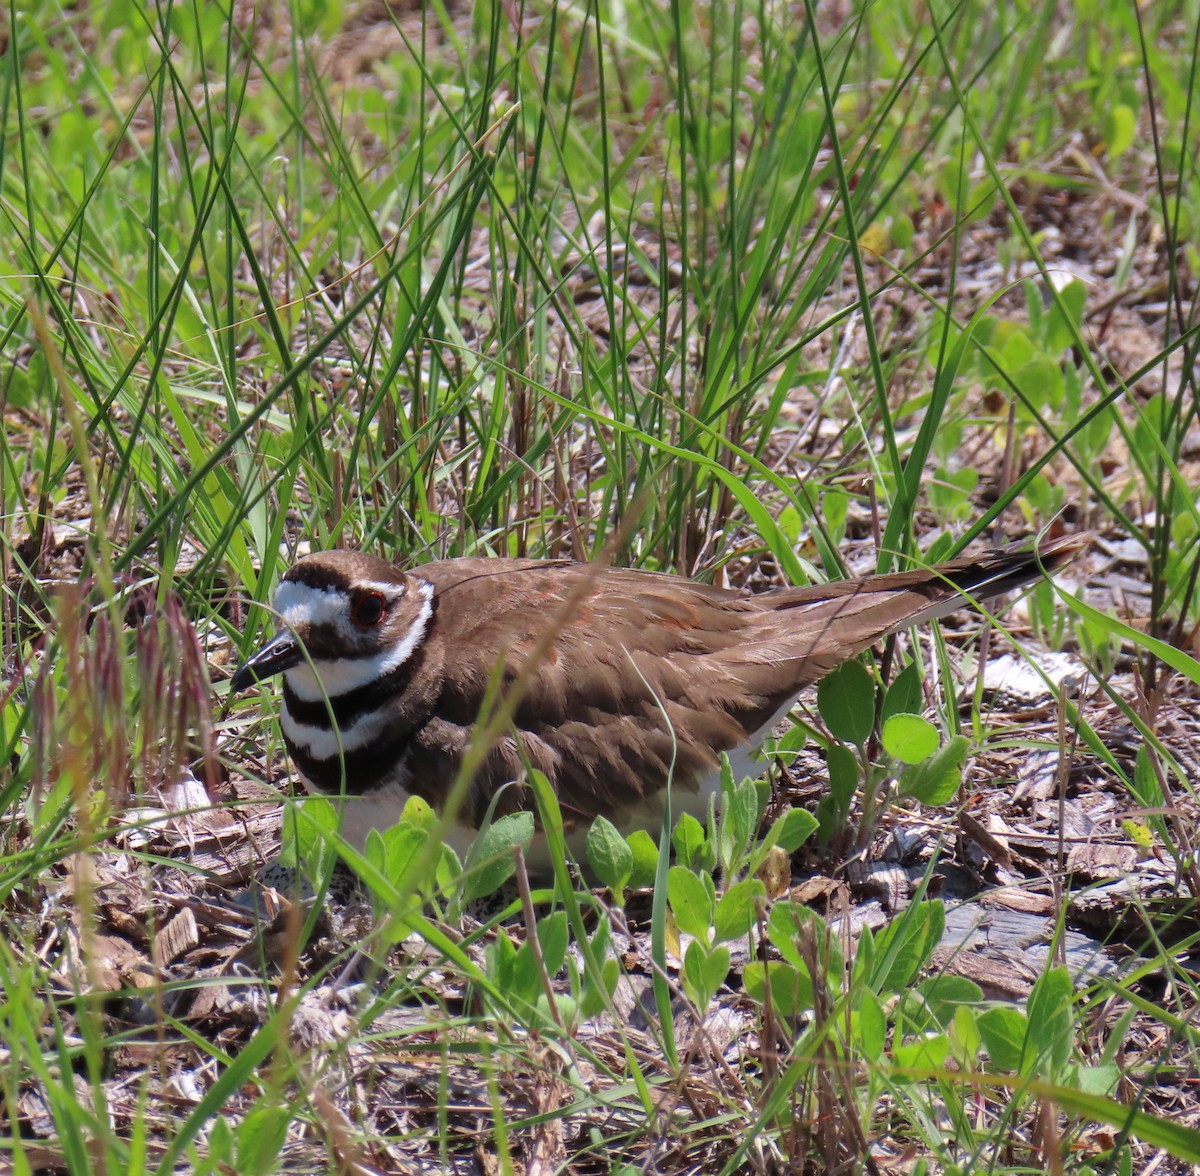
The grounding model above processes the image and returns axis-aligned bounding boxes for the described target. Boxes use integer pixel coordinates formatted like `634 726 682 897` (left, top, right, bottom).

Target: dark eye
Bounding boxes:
351 591 386 628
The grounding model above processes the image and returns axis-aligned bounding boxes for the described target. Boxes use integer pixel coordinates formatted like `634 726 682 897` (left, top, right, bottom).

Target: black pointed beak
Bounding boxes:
230 631 302 693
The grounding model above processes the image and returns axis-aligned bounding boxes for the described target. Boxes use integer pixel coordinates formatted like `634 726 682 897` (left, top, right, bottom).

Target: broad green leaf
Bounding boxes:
893 1032 950 1073
379 823 429 891
870 901 944 992
916 973 984 1028
767 901 840 976
537 911 569 977
489 929 519 991
817 660 875 745
672 812 707 869
511 940 543 1005
668 866 713 943
714 879 766 943
235 1105 289 1176
827 742 860 808
1104 103 1136 159
743 961 811 1018
1027 966 1074 1078
587 815 634 893
768 807 818 853
401 794 437 829
1072 1062 1121 1097
463 812 535 901
626 829 660 889
856 989 886 1061
702 944 730 1002
881 659 923 720
950 1004 982 1064
683 940 711 1007
720 778 760 872
882 713 939 765
898 734 969 805
977 1006 1028 1073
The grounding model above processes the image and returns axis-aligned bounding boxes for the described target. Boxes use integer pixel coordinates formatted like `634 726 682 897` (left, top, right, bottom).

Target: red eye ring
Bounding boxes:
351 591 387 628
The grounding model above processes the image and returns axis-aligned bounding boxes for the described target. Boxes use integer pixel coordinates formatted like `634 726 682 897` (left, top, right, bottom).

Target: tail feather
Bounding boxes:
761 533 1086 681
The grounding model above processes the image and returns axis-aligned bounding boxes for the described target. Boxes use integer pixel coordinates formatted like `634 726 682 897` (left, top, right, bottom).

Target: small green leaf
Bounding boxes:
977 1006 1028 1073
823 488 848 545
1104 102 1136 159
1073 1062 1121 1097
537 911 569 977
580 951 620 1019
668 866 713 943
881 660 923 720
720 778 760 872
870 901 944 992
882 713 940 764
208 1116 233 1165
768 807 818 853
1016 356 1064 410
364 827 386 876
511 941 543 1005
950 1004 982 1064
893 1032 950 1072
236 1105 289 1176
1045 277 1087 350
463 812 535 900
1027 966 1074 1078
767 901 841 976
379 823 429 891
916 973 984 1029
827 743 860 808
587 816 634 893
285 796 337 867
672 812 706 869
626 829 660 888
1129 743 1163 806
683 940 711 1007
743 960 811 1018
401 794 437 829
817 660 876 745
714 878 766 942
898 734 969 805
436 843 463 891
702 943 731 1002
856 989 886 1060
777 504 806 544
489 928 519 990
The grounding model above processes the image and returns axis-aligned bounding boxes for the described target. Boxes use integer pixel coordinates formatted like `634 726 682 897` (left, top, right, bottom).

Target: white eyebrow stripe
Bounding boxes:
280 580 434 701
357 579 408 598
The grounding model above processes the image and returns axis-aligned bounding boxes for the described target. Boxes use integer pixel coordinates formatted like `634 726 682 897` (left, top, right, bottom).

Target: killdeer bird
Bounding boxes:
231 536 1081 863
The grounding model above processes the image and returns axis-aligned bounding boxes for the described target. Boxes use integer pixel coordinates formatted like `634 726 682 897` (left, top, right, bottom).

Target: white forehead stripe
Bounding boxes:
273 578 405 630
281 579 434 701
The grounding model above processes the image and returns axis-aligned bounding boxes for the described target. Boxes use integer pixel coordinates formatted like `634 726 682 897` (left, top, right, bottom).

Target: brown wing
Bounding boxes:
408 560 757 827
406 538 1081 828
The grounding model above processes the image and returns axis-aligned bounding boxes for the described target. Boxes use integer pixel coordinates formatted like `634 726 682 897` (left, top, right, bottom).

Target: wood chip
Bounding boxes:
152 908 200 968
958 809 1013 869
981 650 1093 707
980 887 1056 915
